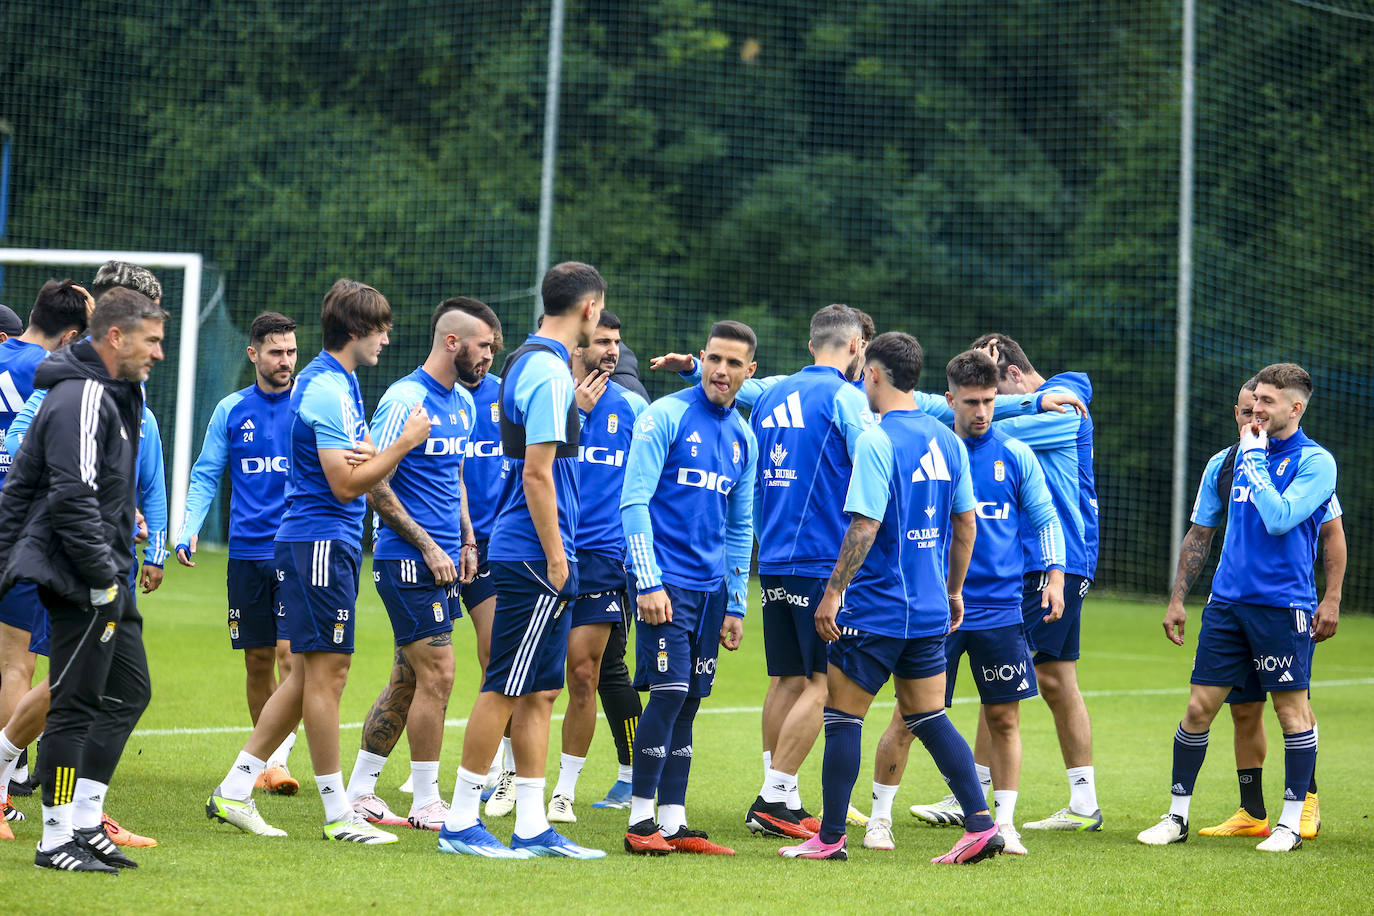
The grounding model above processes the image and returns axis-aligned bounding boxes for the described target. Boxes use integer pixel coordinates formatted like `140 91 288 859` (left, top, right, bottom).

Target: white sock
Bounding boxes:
501 736 515 772
1169 793 1191 822
553 753 586 800
40 802 73 851
975 763 993 792
1279 797 1305 833
316 771 348 823
871 781 899 821
788 785 804 812
993 789 1018 826
410 761 441 809
268 731 297 767
12 760 26 783
629 796 655 827
761 768 795 805
444 767 485 832
762 749 772 774
512 776 548 839
1067 765 1098 814
347 749 388 801
657 803 686 836
72 778 107 830
0 729 21 764
0 731 21 802
617 763 633 783
219 750 267 801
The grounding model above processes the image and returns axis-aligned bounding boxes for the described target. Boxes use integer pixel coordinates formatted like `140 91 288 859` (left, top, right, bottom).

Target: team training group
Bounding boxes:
0 259 1340 872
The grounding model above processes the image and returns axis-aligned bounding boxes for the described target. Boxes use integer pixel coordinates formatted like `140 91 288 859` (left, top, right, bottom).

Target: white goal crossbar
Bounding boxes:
0 248 201 547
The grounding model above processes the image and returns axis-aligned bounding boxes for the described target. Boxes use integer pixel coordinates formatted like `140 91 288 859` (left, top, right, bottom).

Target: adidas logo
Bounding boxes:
240 419 256 430
0 370 26 412
1277 670 1294 683
1284 788 1298 801
369 770 382 778
320 786 335 795
237 764 253 773
1171 783 1187 796
1073 777 1089 786
910 438 952 482
1016 678 1030 691
641 745 666 759
760 391 806 429
686 431 702 443
770 782 788 792
672 745 693 758
45 818 58 827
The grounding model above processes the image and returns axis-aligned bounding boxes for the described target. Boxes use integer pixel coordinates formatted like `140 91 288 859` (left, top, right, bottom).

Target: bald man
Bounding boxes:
342 299 497 831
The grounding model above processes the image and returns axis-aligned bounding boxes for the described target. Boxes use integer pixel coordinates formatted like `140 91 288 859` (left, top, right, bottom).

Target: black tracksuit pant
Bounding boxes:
38 584 150 807
597 605 641 768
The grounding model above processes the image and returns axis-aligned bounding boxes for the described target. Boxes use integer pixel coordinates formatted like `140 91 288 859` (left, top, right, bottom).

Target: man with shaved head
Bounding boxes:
342 298 498 831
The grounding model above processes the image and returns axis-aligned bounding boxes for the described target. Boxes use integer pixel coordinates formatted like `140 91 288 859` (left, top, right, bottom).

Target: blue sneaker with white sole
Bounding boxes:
510 827 606 859
592 780 633 810
437 821 533 858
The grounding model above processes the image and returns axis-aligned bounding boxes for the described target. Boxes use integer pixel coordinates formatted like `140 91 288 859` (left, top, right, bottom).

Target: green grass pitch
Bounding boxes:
5 548 1372 913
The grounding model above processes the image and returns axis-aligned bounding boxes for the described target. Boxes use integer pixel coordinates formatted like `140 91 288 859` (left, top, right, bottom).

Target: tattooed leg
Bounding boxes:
361 647 416 757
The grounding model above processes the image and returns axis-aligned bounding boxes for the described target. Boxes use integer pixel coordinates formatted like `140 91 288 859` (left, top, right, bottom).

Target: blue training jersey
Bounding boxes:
577 379 649 560
1192 429 1337 611
961 428 1064 628
839 408 975 639
177 383 292 560
460 373 503 541
489 335 580 564
275 352 370 544
621 384 757 617
372 367 476 561
8 385 168 566
0 339 48 486
991 371 1097 579
751 364 874 577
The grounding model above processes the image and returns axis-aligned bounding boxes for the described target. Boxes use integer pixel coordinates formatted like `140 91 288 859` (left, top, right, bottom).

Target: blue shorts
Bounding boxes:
276 539 361 654
0 580 48 656
827 628 948 696
1226 635 1317 704
1194 600 1313 694
459 538 498 611
1022 572 1089 663
570 551 627 629
373 558 462 646
226 557 285 650
482 560 577 696
633 583 727 699
945 624 1039 706
761 575 827 678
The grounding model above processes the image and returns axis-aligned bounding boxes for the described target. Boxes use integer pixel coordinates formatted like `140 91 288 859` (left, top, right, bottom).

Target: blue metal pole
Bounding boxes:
0 125 12 294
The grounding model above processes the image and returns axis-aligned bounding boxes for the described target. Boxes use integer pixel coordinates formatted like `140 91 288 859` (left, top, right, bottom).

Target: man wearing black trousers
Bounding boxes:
0 288 167 873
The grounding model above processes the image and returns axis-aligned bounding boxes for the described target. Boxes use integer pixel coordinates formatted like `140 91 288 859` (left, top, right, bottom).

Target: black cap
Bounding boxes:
0 304 23 337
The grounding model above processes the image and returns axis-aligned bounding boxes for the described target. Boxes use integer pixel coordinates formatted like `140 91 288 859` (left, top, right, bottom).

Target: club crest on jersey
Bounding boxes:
994 460 1005 482
608 413 618 434
1276 457 1291 477
490 402 500 423
733 441 741 464
458 408 468 428
432 602 444 622
100 622 116 643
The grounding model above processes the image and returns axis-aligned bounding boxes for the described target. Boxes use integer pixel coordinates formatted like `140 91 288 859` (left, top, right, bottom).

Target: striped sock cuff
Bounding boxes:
1174 725 1209 748
822 707 863 729
1283 728 1318 751
902 710 946 735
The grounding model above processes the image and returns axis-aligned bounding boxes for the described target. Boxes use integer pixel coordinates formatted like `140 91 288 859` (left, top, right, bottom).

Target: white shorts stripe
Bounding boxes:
505 594 556 695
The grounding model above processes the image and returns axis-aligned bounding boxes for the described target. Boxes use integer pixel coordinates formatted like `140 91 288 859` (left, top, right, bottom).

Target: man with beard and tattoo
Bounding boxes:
343 298 497 831
546 311 648 823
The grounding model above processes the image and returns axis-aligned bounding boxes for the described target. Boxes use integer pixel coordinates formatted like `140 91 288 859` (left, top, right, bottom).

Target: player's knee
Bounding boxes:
1272 697 1314 734
567 656 600 698
984 704 1019 735
1183 696 1220 730
1229 702 1264 732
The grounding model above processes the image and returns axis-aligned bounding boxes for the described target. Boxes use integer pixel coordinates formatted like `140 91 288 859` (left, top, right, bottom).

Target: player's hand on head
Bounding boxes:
648 353 695 373
575 369 608 412
1162 601 1187 646
399 402 432 449
637 588 672 625
720 615 743 651
425 547 458 586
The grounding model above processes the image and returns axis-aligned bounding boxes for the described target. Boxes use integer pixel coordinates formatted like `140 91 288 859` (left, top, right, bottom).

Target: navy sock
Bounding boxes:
632 688 686 802
1282 729 1317 821
905 711 992 833
819 707 863 844
1308 769 1317 795
1237 767 1265 819
1171 725 1209 800
657 697 699 807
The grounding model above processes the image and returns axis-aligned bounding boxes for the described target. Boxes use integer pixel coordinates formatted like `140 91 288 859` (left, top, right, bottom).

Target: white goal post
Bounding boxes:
0 248 201 548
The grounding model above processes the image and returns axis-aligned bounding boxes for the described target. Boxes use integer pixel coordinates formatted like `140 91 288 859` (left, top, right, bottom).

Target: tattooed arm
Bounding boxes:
1163 523 1217 646
368 479 458 586
814 515 881 643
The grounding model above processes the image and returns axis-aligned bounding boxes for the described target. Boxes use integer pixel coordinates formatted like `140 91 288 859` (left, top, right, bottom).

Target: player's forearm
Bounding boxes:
622 502 663 591
946 511 975 594
1170 525 1215 603
523 461 566 564
457 466 475 545
1320 523 1346 602
825 516 879 593
330 439 412 501
368 481 441 556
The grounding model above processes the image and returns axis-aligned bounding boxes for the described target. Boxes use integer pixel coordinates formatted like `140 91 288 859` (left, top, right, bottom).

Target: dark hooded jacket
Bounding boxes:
0 339 143 604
